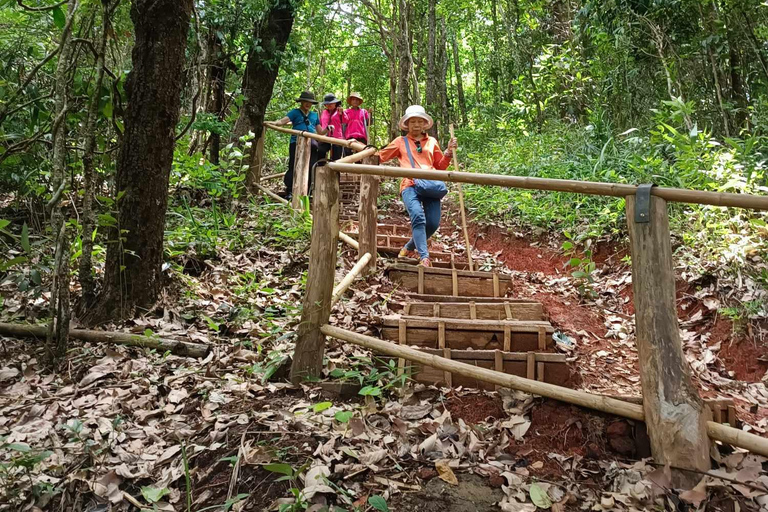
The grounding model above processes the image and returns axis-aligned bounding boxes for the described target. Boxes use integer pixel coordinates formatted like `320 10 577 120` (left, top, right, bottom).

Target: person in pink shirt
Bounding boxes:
318 93 344 160
342 92 371 156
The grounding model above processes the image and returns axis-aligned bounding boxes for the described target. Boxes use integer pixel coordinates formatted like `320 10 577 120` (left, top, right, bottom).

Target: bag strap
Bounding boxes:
402 136 417 168
363 109 369 141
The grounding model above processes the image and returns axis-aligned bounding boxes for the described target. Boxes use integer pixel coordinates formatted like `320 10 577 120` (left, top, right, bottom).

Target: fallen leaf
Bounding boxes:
530 482 552 508
400 403 433 420
0 367 19 382
679 477 708 507
435 459 458 486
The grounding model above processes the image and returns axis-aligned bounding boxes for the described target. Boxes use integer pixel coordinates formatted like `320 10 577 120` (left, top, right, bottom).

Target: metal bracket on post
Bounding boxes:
634 184 656 224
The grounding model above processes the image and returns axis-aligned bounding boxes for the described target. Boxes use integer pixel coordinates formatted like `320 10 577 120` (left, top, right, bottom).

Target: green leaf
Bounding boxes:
313 401 332 413
52 6 65 29
334 411 354 423
529 483 552 509
5 442 32 452
368 495 389 512
263 463 294 477
0 256 27 271
329 368 345 378
20 223 30 253
141 486 169 504
571 270 588 279
30 269 41 286
0 220 10 231
359 385 381 397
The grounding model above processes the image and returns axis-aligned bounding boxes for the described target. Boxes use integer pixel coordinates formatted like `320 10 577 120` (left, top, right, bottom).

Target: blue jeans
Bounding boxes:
401 186 441 259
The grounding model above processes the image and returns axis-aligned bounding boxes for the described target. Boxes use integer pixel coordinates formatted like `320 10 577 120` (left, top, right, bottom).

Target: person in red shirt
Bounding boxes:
318 93 344 161
379 105 457 267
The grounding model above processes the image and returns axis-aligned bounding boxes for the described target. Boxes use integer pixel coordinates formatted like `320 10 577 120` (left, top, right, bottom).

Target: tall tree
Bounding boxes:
236 0 296 188
98 0 193 319
451 29 467 125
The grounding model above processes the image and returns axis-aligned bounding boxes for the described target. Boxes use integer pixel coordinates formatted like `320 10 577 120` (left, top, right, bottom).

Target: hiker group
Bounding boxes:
267 91 370 200
266 91 456 268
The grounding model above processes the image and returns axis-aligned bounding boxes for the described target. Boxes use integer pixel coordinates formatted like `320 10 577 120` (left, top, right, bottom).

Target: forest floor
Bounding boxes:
1 178 768 511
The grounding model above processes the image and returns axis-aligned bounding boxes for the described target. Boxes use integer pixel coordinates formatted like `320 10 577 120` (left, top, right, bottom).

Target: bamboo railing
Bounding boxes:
289 154 768 487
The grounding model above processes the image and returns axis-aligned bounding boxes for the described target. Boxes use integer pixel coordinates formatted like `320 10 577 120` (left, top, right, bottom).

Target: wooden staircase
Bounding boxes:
380 262 574 390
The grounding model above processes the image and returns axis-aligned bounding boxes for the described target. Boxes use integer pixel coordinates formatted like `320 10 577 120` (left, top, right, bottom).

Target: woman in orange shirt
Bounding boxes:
379 106 457 267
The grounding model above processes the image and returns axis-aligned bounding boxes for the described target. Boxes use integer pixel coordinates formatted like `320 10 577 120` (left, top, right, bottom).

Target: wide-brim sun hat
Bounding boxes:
347 92 364 103
295 91 318 104
322 93 341 105
399 105 434 130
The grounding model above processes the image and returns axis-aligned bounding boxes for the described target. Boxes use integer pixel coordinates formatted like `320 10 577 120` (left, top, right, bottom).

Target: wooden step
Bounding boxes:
345 223 412 236
403 301 544 321
386 263 513 297
398 257 470 270
379 315 553 352
406 294 534 303
409 349 573 389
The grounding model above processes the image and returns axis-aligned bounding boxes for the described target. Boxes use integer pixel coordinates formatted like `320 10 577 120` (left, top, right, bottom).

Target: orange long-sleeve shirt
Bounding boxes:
378 134 452 193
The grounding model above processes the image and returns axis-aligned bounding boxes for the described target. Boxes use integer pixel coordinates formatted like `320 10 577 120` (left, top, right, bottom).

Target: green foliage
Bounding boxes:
328 356 408 398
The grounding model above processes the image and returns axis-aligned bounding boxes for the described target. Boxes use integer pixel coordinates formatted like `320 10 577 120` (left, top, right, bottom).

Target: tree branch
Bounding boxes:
16 0 68 12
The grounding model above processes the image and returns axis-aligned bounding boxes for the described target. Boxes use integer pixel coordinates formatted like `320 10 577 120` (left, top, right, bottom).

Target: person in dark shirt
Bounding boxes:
266 91 328 199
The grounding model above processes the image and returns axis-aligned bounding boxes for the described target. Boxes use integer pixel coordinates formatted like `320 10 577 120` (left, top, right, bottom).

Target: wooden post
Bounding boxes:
291 136 312 209
358 155 380 273
246 131 265 194
290 165 339 383
626 194 711 487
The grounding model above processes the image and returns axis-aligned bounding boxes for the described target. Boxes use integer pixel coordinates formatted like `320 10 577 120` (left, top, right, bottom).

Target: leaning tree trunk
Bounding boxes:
238 0 295 183
426 0 437 136
207 31 225 165
98 0 192 320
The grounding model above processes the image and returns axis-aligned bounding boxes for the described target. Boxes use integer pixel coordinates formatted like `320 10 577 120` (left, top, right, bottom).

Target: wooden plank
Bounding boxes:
727 405 737 427
526 352 535 379
503 325 511 351
443 348 453 387
412 351 572 390
291 136 312 209
406 294 534 304
451 269 458 296
398 318 406 375
538 326 547 351
493 272 500 297
381 327 551 352
291 166 339 383
417 266 424 294
380 315 553 332
388 263 513 280
537 362 545 382
388 269 513 297
627 194 711 484
398 257 470 270
405 302 543 321
495 350 503 390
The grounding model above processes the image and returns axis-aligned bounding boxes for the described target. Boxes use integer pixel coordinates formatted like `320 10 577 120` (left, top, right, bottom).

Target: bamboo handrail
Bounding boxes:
261 171 285 181
336 146 377 164
332 252 372 304
264 123 368 151
327 162 768 211
255 184 359 250
320 324 768 457
449 124 474 271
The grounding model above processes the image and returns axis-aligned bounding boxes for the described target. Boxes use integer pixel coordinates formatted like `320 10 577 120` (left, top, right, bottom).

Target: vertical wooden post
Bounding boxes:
290 165 339 383
291 136 312 209
246 131 265 194
358 155 380 274
626 194 711 487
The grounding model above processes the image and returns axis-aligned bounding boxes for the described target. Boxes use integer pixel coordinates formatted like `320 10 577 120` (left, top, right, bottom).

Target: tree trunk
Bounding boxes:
426 0 437 133
451 30 467 125
238 0 295 164
397 0 412 113
726 15 748 130
98 0 192 320
438 18 450 138
207 31 225 164
389 59 400 140
79 0 110 310
47 0 78 363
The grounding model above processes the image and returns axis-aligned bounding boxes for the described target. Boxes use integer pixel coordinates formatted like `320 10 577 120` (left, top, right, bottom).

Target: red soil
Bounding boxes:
445 393 505 424
717 320 768 382
469 225 565 274
530 290 608 337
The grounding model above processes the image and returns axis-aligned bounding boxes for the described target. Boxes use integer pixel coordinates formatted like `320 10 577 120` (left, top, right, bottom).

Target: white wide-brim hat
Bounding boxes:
399 105 434 131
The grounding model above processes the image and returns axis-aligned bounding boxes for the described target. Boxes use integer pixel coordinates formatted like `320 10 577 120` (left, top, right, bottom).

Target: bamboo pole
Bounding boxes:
0 323 210 358
256 184 288 204
261 172 286 181
327 163 768 211
449 125 473 271
320 324 768 458
332 252 373 304
336 146 377 164
264 123 367 151
255 184 359 250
